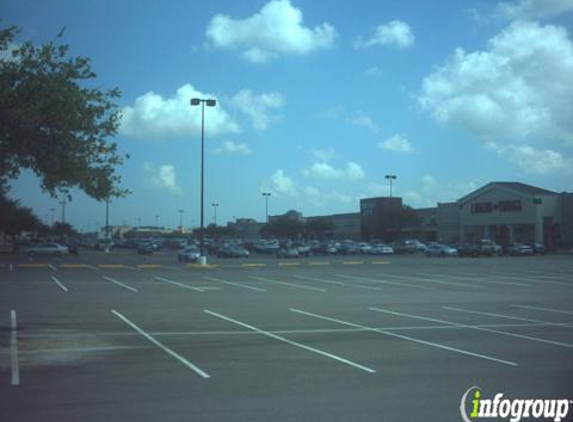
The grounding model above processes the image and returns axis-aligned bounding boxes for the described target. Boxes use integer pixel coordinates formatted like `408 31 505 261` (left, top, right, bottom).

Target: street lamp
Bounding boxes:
59 196 67 224
104 198 111 253
178 209 184 231
212 203 219 226
155 214 159 228
262 192 271 223
190 97 216 263
49 208 55 226
385 175 397 197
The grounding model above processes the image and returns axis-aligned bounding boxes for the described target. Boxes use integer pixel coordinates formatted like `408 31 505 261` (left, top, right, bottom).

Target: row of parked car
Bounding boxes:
424 240 544 257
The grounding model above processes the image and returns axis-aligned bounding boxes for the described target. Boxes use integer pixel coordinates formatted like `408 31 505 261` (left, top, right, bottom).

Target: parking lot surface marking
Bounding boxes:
241 263 266 268
47 264 57 271
98 264 125 269
50 276 69 292
203 276 266 292
10 310 19 386
384 273 484 289
204 310 375 373
423 272 532 288
103 276 138 292
249 276 326 292
511 304 573 316
291 308 517 366
308 261 331 266
19 263 47 268
137 264 163 269
111 310 210 379
292 274 383 291
278 262 301 267
335 274 433 291
155 276 204 292
342 261 364 265
440 306 573 348
485 273 573 288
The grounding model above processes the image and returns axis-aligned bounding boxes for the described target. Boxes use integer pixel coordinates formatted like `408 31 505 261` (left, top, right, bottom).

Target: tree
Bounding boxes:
304 218 335 239
261 217 304 239
0 24 128 200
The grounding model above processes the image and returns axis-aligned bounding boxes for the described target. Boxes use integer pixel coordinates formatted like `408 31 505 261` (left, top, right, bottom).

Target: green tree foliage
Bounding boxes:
0 192 42 235
0 24 128 200
305 218 335 239
261 217 305 239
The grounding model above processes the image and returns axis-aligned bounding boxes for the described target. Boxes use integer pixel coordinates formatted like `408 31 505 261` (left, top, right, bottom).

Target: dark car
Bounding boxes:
475 239 502 256
507 243 533 256
137 242 154 254
217 246 249 258
456 242 479 257
529 243 546 255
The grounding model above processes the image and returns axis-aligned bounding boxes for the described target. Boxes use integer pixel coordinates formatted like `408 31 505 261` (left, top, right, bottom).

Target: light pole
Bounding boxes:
178 209 184 231
212 203 219 226
155 214 159 228
59 197 67 224
49 208 56 226
385 175 397 197
190 97 216 263
262 192 271 223
105 198 111 252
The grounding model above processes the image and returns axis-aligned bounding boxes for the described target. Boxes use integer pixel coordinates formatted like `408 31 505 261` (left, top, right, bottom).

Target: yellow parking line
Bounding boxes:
19 263 48 268
137 264 163 269
98 264 125 268
308 262 331 266
242 263 266 267
372 260 390 265
278 262 301 266
60 264 90 268
343 261 364 265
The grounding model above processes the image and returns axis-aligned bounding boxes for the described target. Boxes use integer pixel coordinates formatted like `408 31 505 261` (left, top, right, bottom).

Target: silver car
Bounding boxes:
27 243 69 257
425 243 458 257
178 246 201 262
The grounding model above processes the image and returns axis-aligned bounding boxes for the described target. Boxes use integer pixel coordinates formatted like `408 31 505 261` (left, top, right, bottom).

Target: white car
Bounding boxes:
425 243 458 257
27 243 69 256
370 244 394 255
178 246 201 262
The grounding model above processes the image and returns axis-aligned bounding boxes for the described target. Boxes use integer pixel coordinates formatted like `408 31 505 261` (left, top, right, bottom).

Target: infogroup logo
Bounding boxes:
460 386 572 422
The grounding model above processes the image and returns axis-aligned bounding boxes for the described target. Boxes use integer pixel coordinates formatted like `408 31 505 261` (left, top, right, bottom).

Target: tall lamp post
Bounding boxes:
385 175 397 197
212 203 219 226
178 209 185 231
49 208 56 226
59 197 67 224
105 198 111 252
262 192 271 223
190 97 216 264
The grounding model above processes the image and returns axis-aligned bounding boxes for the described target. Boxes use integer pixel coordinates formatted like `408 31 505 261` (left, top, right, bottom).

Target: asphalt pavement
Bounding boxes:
1 250 572 422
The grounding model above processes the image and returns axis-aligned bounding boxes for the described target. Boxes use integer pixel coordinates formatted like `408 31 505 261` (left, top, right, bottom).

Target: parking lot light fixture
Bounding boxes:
385 175 397 197
190 97 217 264
262 192 271 223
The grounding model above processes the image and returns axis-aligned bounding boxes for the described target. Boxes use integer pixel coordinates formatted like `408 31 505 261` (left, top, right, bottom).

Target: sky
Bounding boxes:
2 0 573 232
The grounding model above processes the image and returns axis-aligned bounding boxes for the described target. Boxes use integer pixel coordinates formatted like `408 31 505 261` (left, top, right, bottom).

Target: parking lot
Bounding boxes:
1 250 572 422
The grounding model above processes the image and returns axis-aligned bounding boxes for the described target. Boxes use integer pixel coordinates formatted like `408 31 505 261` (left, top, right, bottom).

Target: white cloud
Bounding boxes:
404 175 477 208
231 89 285 131
311 148 335 162
496 0 573 20
378 135 415 153
214 141 252 155
365 66 383 76
418 21 573 144
142 162 182 195
120 84 240 140
486 142 571 174
270 169 297 195
205 0 337 63
305 186 352 207
348 112 380 133
354 20 415 49
303 162 365 181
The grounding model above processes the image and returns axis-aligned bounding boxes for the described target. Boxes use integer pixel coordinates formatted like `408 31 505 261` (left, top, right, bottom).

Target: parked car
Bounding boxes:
217 246 250 258
425 243 458 257
529 243 546 255
507 243 534 256
394 239 426 254
475 239 502 256
277 247 300 258
370 244 394 255
338 241 360 255
292 242 311 257
137 242 154 254
178 246 201 262
357 242 372 254
27 243 69 257
456 242 479 257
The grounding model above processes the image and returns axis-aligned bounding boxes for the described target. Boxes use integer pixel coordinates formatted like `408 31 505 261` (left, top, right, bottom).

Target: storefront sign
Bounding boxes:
470 200 522 214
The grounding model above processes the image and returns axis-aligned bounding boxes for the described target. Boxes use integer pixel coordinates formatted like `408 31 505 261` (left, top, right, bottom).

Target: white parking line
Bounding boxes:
511 304 573 316
423 272 532 288
290 309 516 367
204 310 375 373
11 310 20 386
155 276 204 292
381 273 484 289
442 306 573 328
249 276 326 292
9 263 13 272
103 276 138 292
204 276 266 292
47 264 57 272
50 276 68 292
292 275 382 291
111 310 210 379
484 273 572 288
441 306 573 348
335 274 433 291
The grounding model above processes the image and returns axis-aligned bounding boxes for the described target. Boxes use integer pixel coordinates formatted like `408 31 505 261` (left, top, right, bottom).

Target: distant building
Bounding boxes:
306 212 361 240
359 197 402 241
228 218 264 240
269 210 304 223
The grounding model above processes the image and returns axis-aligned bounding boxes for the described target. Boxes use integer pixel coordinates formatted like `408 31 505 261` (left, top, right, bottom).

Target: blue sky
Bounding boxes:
3 0 573 231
